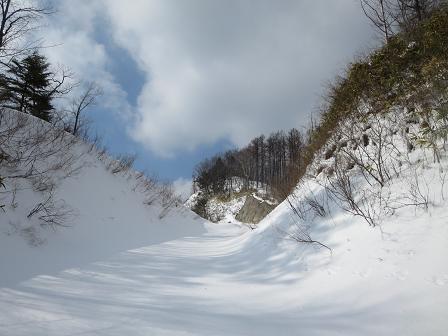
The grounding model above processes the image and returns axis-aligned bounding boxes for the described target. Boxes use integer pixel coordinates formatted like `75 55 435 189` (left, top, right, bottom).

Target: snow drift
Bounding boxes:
0 110 205 286
0 109 447 335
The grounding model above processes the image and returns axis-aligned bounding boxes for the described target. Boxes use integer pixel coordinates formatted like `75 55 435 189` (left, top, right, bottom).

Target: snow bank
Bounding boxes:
0 110 447 335
0 111 206 286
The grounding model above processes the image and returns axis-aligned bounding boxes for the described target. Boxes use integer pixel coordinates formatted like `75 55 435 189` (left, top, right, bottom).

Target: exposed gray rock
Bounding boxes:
236 195 276 224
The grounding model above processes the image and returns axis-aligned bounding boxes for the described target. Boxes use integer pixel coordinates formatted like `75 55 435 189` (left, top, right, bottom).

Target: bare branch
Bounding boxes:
69 82 103 136
360 0 397 43
0 0 53 61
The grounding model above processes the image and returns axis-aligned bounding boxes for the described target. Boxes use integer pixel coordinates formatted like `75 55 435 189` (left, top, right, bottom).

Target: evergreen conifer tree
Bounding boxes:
6 52 54 121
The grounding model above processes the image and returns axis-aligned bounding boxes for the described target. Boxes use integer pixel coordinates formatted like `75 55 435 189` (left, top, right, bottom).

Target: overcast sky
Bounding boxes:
40 0 374 184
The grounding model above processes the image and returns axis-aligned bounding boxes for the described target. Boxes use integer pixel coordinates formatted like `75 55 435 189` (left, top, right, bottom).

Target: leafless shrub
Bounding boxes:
0 110 83 228
0 110 84 183
132 171 158 195
144 191 159 206
284 187 331 252
305 194 327 217
286 193 308 221
97 146 108 161
320 107 446 227
130 171 182 214
336 113 402 188
412 103 448 163
388 167 431 211
30 174 55 192
277 223 331 253
325 163 384 227
287 182 328 220
158 182 182 219
87 139 180 214
27 192 75 230
405 174 430 210
84 132 104 154
106 153 136 174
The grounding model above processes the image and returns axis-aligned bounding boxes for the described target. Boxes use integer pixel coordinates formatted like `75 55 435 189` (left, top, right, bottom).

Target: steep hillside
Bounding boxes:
0 110 205 286
0 113 447 334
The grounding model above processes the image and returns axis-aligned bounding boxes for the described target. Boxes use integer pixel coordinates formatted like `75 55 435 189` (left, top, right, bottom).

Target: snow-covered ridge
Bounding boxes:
0 110 205 286
0 107 447 335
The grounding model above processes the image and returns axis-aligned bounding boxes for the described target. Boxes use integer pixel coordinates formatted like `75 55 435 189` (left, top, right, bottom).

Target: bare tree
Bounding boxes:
396 0 435 22
360 0 397 43
0 0 52 60
69 82 102 136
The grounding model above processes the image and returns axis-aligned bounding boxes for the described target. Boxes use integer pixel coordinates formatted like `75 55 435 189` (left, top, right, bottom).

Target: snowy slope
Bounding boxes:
0 156 205 286
0 110 447 335
1 181 447 335
0 111 206 286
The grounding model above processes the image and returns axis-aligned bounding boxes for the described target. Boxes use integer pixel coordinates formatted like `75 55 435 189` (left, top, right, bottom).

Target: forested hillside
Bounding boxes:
193 128 303 198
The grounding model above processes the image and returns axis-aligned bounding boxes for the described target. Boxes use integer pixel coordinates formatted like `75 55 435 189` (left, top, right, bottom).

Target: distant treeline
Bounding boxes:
193 128 306 199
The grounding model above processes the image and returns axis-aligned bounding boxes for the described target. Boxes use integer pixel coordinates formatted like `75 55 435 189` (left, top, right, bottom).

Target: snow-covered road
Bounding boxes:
1 222 305 336
1 110 447 335
1 213 447 336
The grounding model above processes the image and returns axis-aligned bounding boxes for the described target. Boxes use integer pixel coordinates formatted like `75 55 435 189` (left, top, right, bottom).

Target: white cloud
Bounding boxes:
101 0 374 156
41 0 374 157
39 0 132 117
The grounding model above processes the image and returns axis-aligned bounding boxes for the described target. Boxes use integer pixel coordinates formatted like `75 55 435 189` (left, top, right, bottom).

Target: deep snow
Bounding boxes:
1 202 447 335
1 112 448 335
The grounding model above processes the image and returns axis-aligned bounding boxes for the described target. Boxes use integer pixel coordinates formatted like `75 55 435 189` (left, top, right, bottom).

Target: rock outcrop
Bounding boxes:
236 195 276 224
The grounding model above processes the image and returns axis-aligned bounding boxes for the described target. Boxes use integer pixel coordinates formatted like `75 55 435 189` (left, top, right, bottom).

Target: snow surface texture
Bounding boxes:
1 111 448 335
0 111 199 286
